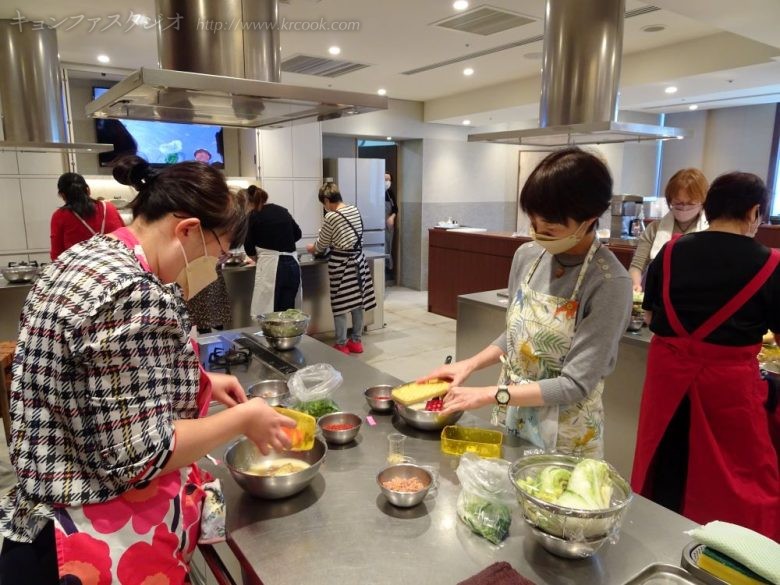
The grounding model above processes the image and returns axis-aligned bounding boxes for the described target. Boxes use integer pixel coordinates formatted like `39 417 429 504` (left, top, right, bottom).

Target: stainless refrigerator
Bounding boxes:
323 158 386 256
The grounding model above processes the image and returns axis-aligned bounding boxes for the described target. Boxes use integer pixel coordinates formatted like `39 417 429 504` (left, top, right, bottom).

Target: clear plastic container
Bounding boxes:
440 425 503 458
387 433 407 464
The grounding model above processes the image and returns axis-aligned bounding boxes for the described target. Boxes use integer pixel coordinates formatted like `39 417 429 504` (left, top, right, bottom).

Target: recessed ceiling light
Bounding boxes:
328 46 341 56
523 51 543 60
665 86 678 94
641 24 666 33
462 120 471 126
463 67 474 76
688 104 699 111
453 0 469 10
97 54 110 64
377 88 387 96
130 13 151 26
386 136 393 141
675 136 684 140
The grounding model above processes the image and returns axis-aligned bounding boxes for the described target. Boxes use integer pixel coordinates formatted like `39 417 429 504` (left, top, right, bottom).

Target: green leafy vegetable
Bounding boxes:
290 399 340 419
458 491 512 545
516 459 613 510
518 466 571 503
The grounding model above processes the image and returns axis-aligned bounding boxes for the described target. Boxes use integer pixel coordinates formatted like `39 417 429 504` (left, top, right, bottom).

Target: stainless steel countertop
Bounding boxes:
0 279 35 291
202 330 694 585
459 289 653 348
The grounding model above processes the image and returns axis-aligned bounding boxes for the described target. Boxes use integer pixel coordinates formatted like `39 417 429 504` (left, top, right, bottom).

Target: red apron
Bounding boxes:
53 228 214 584
632 239 780 540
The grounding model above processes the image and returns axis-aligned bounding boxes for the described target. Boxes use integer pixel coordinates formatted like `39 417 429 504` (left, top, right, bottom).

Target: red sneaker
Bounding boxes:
333 343 351 355
345 339 363 354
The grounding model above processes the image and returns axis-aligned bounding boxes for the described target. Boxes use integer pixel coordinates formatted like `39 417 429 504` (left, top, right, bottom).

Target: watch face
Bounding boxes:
496 388 510 405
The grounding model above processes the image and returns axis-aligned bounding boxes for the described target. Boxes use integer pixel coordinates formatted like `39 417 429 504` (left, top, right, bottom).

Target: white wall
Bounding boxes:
662 104 776 187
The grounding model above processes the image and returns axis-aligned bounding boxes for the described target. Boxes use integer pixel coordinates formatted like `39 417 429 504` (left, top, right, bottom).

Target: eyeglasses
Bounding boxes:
208 228 229 262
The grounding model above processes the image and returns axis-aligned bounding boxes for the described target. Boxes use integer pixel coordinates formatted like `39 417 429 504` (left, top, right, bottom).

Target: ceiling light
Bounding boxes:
665 86 678 94
328 46 341 56
523 51 543 60
97 54 110 64
386 136 393 141
453 0 469 10
462 120 471 126
463 67 474 76
377 88 387 96
641 24 666 33
688 105 699 111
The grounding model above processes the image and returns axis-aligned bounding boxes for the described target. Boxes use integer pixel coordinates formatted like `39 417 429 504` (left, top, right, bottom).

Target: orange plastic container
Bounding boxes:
274 407 315 451
440 425 503 458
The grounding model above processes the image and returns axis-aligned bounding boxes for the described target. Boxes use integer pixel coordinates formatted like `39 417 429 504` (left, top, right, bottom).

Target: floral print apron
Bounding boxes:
51 227 212 585
494 239 605 457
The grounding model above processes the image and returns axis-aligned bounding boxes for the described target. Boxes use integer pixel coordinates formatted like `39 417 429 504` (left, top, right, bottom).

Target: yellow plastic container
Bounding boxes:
273 407 316 451
440 425 503 458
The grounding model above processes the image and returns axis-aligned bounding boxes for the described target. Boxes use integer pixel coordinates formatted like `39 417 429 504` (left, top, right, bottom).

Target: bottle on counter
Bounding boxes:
629 206 646 238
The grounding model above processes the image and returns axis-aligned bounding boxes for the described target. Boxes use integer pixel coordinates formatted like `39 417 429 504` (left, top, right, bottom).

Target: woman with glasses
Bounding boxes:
0 155 296 584
629 168 709 293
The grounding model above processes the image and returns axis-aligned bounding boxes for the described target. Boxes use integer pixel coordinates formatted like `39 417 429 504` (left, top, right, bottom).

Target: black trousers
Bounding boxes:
273 256 301 312
0 521 58 585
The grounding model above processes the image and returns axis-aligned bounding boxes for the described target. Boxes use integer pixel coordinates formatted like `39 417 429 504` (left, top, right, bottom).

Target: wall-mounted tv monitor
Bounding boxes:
93 86 225 168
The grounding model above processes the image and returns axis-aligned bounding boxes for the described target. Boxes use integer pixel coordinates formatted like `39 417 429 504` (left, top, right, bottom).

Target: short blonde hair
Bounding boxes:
665 168 708 204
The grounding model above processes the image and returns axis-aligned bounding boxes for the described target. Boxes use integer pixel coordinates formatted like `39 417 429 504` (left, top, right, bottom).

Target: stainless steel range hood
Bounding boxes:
469 0 689 146
0 20 111 153
86 0 386 128
86 67 386 128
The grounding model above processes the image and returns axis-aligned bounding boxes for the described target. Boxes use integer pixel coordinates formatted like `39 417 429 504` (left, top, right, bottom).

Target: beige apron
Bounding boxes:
250 247 301 317
494 239 605 457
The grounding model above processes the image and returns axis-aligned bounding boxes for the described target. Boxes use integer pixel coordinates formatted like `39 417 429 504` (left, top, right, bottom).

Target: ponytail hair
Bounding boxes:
244 185 269 211
57 173 95 218
112 155 247 247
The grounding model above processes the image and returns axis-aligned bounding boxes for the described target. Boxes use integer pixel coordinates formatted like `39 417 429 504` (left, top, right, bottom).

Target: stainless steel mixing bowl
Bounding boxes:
394 401 463 431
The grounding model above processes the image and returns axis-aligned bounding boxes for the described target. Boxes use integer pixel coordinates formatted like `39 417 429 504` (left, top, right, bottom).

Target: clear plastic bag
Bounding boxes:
455 453 516 545
287 363 343 418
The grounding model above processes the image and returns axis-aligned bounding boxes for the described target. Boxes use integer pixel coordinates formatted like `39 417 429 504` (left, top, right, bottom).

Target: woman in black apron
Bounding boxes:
307 182 376 355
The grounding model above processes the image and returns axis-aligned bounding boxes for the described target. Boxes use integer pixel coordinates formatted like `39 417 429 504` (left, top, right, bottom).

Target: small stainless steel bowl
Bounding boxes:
225 436 327 499
395 401 463 431
265 334 304 351
377 463 432 507
1 266 38 283
527 525 610 559
364 385 394 413
247 379 289 406
317 412 362 445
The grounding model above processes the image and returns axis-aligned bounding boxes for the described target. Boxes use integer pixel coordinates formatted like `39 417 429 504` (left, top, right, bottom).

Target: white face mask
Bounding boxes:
175 226 219 300
531 221 590 255
385 180 391 190
671 204 702 223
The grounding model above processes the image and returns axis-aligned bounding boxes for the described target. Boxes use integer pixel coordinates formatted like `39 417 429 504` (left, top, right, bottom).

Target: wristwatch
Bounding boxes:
495 384 510 405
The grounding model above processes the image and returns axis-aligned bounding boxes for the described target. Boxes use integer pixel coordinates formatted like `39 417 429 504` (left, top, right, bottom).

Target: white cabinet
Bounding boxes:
292 123 322 178
293 180 324 238
258 123 322 179
259 179 295 213
21 178 60 251
0 179 27 252
258 127 293 178
17 152 66 175
0 152 18 175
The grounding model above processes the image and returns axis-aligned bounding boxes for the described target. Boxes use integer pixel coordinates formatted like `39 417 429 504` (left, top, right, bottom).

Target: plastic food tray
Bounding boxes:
440 425 503 458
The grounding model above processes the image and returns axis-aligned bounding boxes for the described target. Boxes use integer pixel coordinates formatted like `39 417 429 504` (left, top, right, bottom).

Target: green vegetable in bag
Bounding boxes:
457 491 512 545
290 399 340 419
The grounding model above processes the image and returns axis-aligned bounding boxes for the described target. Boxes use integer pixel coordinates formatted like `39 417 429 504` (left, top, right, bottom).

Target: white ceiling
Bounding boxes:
2 0 779 125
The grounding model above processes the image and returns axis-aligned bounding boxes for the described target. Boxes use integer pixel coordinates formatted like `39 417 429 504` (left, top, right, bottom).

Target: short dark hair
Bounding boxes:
704 172 768 223
245 185 269 210
318 182 343 204
57 172 95 218
112 155 247 247
520 147 612 227
194 148 211 160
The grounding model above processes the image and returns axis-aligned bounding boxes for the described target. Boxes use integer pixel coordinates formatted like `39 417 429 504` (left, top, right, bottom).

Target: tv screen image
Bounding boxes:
93 87 225 167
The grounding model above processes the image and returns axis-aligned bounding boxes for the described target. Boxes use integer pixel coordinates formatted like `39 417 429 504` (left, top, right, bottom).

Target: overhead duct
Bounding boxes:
87 0 386 128
469 0 689 146
0 20 110 153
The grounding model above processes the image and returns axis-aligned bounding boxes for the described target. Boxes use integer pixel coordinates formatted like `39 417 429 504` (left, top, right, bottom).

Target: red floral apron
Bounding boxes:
52 228 213 584
632 239 780 540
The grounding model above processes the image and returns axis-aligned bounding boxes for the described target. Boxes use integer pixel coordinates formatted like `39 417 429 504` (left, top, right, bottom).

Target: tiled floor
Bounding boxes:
0 287 451 578
313 286 456 381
